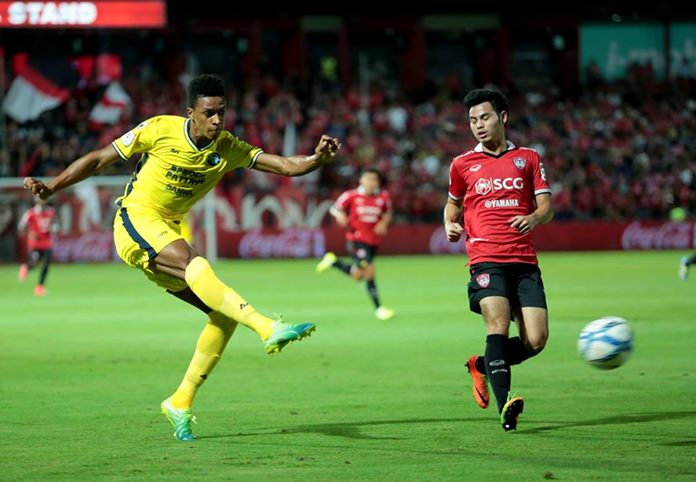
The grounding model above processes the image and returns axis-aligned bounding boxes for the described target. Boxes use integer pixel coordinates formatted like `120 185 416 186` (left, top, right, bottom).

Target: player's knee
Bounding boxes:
210 312 239 336
161 239 199 271
526 332 548 354
351 269 365 281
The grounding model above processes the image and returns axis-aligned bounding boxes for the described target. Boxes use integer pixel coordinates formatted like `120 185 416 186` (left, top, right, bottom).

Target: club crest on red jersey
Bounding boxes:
474 178 493 195
513 158 526 169
476 273 491 288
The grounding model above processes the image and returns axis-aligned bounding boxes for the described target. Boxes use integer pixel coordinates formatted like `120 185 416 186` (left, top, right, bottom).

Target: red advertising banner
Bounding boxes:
15 220 696 262
216 220 696 259
531 220 695 251
8 186 696 262
52 231 117 262
0 1 166 28
216 225 466 259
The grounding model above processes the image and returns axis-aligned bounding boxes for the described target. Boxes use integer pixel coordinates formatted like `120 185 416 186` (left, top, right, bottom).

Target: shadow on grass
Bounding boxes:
524 411 696 435
200 411 696 442
661 439 696 447
199 416 483 441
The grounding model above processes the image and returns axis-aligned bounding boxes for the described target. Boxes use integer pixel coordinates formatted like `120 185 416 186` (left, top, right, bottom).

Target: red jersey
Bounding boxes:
334 188 392 246
19 206 57 250
448 141 551 265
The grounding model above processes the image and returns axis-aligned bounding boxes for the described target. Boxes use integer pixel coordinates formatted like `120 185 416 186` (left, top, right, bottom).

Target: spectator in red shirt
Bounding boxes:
315 168 395 320
445 88 554 432
18 199 58 296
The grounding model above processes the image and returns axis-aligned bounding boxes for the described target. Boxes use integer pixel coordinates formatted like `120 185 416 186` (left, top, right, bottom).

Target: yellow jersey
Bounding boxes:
112 115 262 218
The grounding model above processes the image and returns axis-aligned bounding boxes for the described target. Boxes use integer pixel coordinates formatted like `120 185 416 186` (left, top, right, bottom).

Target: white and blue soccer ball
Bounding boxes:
578 316 634 369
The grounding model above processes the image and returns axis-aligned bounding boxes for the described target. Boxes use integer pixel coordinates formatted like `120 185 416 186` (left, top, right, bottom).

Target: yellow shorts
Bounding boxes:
113 206 188 291
180 217 193 244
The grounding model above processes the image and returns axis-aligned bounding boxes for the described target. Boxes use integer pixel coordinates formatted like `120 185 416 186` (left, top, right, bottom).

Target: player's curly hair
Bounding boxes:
463 88 509 117
188 74 225 107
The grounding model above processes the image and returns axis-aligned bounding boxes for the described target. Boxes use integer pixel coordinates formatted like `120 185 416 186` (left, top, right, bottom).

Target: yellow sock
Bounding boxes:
184 256 274 340
170 312 238 409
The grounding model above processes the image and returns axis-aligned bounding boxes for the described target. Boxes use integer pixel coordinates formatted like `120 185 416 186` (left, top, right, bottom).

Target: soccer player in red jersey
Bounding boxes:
316 168 395 320
444 89 554 431
18 198 58 296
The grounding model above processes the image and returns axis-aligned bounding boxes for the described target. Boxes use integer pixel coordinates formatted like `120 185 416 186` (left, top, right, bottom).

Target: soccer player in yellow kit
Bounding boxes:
24 74 341 442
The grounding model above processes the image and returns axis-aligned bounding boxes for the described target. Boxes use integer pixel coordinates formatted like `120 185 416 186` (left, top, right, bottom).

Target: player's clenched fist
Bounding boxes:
23 177 53 200
315 135 342 162
509 214 537 234
445 222 464 242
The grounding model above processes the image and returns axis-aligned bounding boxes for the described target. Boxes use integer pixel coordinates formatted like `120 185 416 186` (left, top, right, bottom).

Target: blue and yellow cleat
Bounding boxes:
161 398 197 441
264 319 316 354
679 256 690 281
315 252 337 273
500 394 524 432
375 306 395 320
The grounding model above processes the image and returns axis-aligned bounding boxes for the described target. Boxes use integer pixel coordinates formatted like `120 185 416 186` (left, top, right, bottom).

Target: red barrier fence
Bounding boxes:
9 186 695 261
217 220 696 259
19 220 696 262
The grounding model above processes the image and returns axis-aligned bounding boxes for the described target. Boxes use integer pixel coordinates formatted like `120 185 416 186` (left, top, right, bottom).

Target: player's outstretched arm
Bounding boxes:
444 198 464 242
24 145 121 200
374 211 392 236
252 135 341 177
329 206 349 227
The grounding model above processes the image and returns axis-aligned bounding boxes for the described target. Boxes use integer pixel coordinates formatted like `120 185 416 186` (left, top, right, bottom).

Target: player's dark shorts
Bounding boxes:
29 249 52 265
468 262 547 315
347 240 377 268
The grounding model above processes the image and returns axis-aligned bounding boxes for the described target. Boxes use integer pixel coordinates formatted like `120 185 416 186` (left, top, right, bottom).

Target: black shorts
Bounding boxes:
468 262 547 315
347 240 377 268
30 249 52 264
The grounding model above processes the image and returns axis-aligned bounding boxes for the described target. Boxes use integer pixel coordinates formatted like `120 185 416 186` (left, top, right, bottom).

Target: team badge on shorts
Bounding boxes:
513 158 526 169
357 248 367 259
476 273 491 288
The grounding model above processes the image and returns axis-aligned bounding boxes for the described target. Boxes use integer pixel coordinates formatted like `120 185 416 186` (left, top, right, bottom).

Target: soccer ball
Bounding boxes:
577 316 633 369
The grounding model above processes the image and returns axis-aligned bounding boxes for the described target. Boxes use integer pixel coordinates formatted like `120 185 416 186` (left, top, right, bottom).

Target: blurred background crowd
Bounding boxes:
2 6 695 224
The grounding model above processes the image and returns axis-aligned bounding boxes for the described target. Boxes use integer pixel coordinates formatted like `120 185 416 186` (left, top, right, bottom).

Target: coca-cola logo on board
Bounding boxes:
54 231 115 262
621 221 692 250
238 229 325 258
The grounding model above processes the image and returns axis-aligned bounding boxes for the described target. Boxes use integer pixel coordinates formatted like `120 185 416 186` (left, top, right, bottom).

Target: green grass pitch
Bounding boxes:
2 252 695 481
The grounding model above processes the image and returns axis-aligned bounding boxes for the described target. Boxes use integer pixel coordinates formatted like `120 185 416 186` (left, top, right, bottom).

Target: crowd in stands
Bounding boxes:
3 63 695 223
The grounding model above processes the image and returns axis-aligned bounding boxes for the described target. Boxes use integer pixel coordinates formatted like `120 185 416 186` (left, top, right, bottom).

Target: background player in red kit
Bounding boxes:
316 168 395 320
444 89 554 432
18 198 59 296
